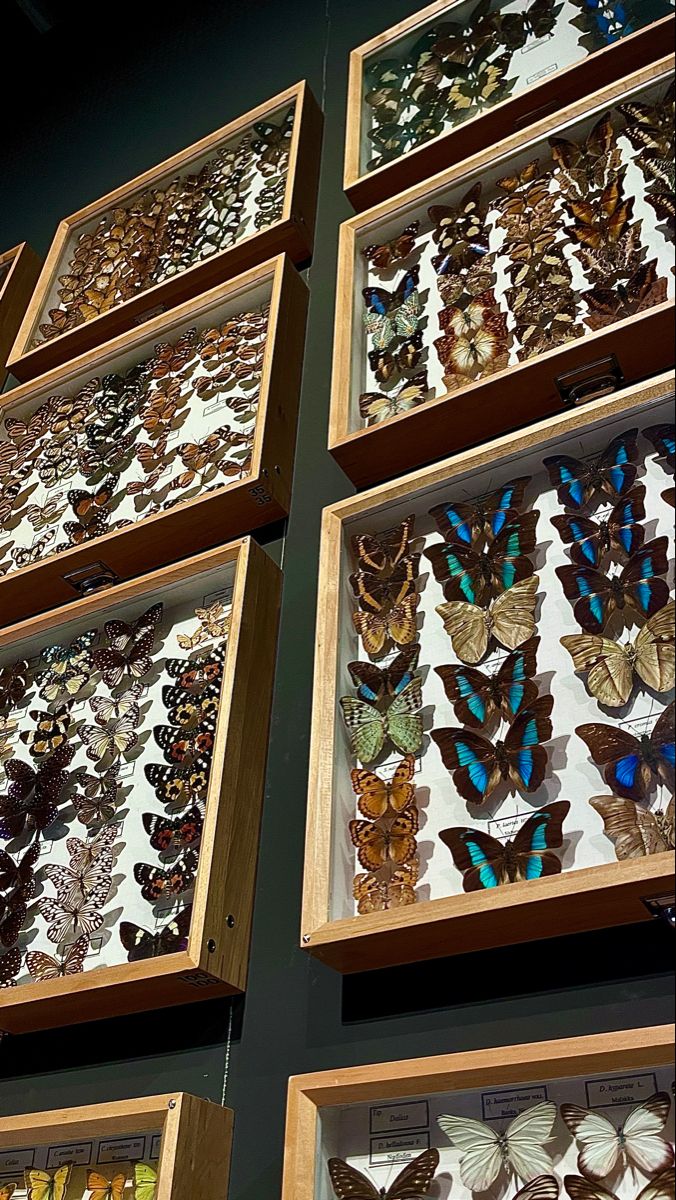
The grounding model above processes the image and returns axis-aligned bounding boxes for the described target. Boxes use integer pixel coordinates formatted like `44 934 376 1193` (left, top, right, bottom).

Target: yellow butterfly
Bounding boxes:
87 1168 127 1200
134 1162 158 1200
436 576 539 665
24 1165 71 1200
562 601 675 707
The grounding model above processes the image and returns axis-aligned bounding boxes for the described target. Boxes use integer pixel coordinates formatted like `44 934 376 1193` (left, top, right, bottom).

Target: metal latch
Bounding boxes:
642 892 676 928
62 561 120 597
555 355 625 407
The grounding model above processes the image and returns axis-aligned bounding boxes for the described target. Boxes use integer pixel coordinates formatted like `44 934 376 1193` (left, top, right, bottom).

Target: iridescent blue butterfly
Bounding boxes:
363 268 419 318
439 802 570 891
362 268 422 350
432 695 554 803
347 646 420 707
426 511 539 605
436 638 540 729
557 537 669 633
577 702 674 802
551 483 646 568
645 423 676 471
429 476 532 548
573 0 667 43
544 428 639 512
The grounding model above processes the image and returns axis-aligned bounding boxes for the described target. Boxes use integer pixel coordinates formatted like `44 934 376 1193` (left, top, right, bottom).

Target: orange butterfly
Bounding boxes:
350 808 419 872
86 1169 127 1200
353 863 419 914
351 755 416 820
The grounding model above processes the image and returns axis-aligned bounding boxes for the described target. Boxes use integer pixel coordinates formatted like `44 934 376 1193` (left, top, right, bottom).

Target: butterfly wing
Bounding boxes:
576 723 649 801
514 1179 560 1200
638 1168 676 1200
437 1114 502 1191
651 701 675 776
645 423 676 468
505 1102 558 1181
340 698 386 763
590 795 673 859
134 1163 158 1200
561 634 633 707
327 1158 379 1199
563 1178 615 1200
436 601 489 664
386 1148 440 1197
504 696 554 792
432 728 500 803
635 602 676 694
511 802 571 882
619 538 670 622
386 677 424 755
439 826 506 890
491 576 540 651
561 1105 620 1180
622 1092 674 1176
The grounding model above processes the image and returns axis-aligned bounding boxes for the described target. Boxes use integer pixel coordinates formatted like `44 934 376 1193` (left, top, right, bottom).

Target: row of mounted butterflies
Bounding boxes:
363 0 674 170
0 600 230 988
328 1093 675 1198
340 422 674 912
0 309 267 576
35 107 294 346
2 1161 158 1200
359 87 675 424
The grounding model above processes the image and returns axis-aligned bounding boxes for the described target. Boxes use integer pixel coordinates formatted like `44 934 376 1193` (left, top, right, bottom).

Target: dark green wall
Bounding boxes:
0 3 672 1197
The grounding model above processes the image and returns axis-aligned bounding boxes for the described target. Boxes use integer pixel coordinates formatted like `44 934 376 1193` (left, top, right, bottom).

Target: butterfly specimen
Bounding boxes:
0 659 29 710
433 695 555 803
645 423 676 470
362 268 422 350
20 706 71 759
120 904 192 961
89 682 145 724
328 1148 440 1200
350 804 419 872
571 0 674 50
92 602 163 687
363 222 420 271
164 691 220 733
556 538 670 634
36 630 97 702
436 638 541 729
562 602 675 706
24 1165 72 1200
351 755 416 820
438 1102 558 1191
25 933 90 982
427 510 539 605
0 843 39 947
64 474 119 544
39 881 110 944
143 806 203 854
134 1163 158 1200
565 1169 675 1200
562 1092 673 1181
78 428 138 478
368 333 425 386
25 497 68 532
177 601 230 651
552 484 646 568
430 476 532 548
353 863 419 915
591 793 675 861
153 721 215 770
544 429 639 511
441 802 571 891
73 766 121 827
577 702 675 801
0 946 21 989
80 709 141 763
435 301 509 383
437 574 540 665
134 852 198 903
0 1184 16 1199
0 743 74 839
86 1170 127 1200
341 647 423 764
12 530 56 569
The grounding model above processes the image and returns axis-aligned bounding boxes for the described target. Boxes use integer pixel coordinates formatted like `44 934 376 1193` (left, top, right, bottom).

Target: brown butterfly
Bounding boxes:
20 707 72 759
350 807 419 872
353 863 418 915
64 474 119 544
328 1149 439 1200
363 222 420 271
351 755 416 820
591 794 675 862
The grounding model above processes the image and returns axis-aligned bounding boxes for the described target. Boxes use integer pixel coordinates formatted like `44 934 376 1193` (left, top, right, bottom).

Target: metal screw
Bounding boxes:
302 934 311 945
226 915 236 929
207 938 217 953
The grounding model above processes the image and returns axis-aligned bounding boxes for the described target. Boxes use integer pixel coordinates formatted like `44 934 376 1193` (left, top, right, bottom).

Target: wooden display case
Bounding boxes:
0 244 42 389
0 536 281 1034
0 1093 233 1200
332 58 676 489
9 81 322 381
282 1025 675 1200
304 373 675 975
345 1 675 209
0 254 306 628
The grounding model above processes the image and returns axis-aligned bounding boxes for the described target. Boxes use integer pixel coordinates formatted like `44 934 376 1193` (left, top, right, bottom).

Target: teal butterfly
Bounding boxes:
440 802 570 891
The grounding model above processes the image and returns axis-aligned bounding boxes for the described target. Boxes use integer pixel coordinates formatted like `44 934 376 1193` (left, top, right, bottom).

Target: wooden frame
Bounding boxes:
303 372 676 975
282 1025 675 1200
0 244 41 388
345 2 675 210
8 81 323 381
0 535 281 1034
332 58 676 489
0 254 306 629
0 1093 233 1200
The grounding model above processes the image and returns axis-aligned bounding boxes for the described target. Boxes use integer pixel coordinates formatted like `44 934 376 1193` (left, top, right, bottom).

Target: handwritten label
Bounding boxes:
99 1136 146 1163
488 811 531 841
586 1073 659 1109
370 1101 429 1136
0 1147 34 1173
47 1142 92 1168
482 1086 548 1121
370 1132 431 1167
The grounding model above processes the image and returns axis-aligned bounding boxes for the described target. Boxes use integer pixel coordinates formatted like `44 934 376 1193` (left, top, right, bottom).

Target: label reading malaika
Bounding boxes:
482 1086 549 1121
370 1100 429 1136
586 1073 659 1108
370 1132 431 1167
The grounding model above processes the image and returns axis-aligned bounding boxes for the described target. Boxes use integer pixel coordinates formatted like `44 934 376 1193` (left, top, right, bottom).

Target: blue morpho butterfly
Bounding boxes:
362 267 422 351
645 422 676 471
432 694 554 803
429 476 533 549
552 482 646 568
425 510 540 606
347 645 420 708
436 638 541 730
556 536 670 634
577 701 675 802
573 0 674 45
544 428 639 512
440 801 570 892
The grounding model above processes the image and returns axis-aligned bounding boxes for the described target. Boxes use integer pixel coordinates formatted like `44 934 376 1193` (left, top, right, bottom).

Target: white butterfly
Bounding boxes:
80 712 140 762
89 682 144 726
438 1101 558 1191
564 1167 676 1200
561 1093 673 1182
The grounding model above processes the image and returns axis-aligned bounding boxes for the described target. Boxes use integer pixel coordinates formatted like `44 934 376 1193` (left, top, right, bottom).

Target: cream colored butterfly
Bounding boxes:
177 602 230 651
134 1162 157 1200
561 1092 673 1182
438 1101 558 1191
